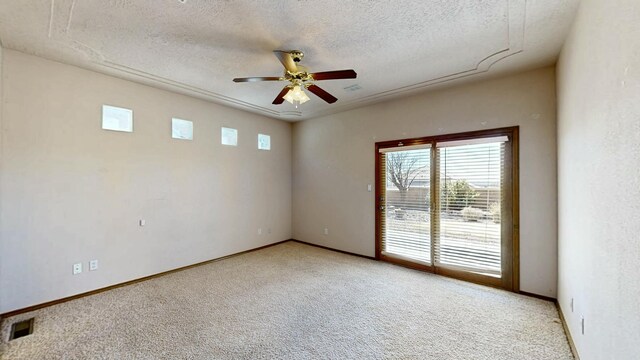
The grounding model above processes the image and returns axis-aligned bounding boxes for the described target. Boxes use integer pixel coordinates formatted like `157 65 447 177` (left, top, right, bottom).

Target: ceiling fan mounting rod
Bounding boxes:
289 50 304 63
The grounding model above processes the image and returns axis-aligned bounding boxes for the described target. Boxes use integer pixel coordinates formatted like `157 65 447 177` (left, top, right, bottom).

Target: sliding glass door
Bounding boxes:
375 128 518 290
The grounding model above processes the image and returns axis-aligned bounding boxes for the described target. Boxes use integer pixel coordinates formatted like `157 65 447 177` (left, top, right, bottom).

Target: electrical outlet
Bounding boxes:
367 184 372 192
570 298 574 312
73 263 82 275
581 316 585 335
324 228 329 235
89 259 99 271
139 219 145 226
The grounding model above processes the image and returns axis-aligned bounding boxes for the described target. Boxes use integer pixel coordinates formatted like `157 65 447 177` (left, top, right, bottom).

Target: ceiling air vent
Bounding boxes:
343 84 362 92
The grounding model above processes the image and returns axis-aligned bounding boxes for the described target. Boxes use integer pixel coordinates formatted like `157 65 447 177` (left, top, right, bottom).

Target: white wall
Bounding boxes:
0 50 292 313
557 0 640 358
293 67 558 298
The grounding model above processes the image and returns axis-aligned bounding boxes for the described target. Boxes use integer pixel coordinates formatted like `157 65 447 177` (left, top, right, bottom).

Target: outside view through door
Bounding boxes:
381 139 504 277
435 141 503 277
381 146 431 264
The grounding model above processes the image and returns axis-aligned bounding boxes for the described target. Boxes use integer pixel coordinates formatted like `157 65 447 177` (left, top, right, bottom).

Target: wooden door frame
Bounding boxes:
375 126 519 292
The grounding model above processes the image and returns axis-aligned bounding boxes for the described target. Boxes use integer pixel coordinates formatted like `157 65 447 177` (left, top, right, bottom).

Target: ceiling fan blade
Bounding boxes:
272 86 291 105
307 84 338 104
311 69 357 81
233 76 282 83
273 50 298 73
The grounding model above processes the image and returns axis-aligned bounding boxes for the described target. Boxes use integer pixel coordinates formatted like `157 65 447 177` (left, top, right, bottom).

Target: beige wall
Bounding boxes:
0 50 292 313
292 67 558 297
557 0 640 358
0 44 4 312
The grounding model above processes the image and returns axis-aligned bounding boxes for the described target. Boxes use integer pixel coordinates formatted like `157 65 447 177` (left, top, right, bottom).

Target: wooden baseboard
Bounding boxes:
0 239 291 319
557 302 580 359
519 290 556 303
290 239 376 260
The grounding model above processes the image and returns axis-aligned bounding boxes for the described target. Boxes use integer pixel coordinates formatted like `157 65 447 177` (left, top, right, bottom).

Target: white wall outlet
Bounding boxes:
139 219 145 226
89 259 99 271
73 262 82 275
581 316 585 335
367 184 372 192
324 228 329 235
570 298 574 312
258 228 262 235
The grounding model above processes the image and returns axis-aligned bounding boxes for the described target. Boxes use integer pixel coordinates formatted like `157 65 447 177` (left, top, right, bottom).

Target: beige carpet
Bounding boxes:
0 241 572 359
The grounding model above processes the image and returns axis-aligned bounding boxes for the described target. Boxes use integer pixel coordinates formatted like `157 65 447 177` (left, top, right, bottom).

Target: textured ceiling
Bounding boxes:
0 0 578 121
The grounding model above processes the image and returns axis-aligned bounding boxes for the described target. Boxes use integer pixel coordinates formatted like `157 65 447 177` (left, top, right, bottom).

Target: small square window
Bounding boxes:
172 118 193 140
221 127 238 146
258 134 271 150
102 105 133 132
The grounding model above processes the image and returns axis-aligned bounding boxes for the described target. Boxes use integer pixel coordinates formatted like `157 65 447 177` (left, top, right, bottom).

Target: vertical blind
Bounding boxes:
380 145 431 264
434 137 507 277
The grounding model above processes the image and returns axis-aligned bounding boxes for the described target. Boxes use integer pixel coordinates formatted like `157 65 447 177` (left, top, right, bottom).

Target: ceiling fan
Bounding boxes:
233 50 357 107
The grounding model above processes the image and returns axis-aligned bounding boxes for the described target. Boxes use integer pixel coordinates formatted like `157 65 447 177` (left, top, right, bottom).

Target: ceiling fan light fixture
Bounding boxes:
284 85 310 107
